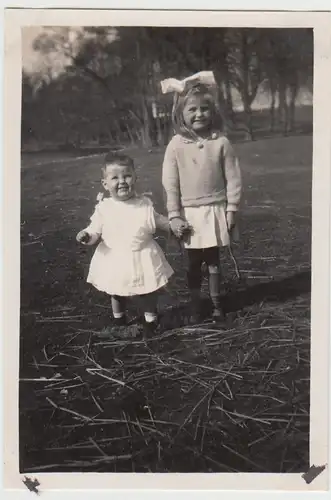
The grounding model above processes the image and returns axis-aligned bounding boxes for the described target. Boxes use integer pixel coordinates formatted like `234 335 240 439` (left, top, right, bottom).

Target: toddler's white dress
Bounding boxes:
84 196 173 296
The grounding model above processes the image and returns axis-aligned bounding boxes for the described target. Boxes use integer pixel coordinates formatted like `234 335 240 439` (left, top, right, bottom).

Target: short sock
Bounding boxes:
113 312 125 319
144 312 158 323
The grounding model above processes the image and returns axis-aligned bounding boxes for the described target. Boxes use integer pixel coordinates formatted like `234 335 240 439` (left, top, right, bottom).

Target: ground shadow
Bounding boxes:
160 270 311 330
224 270 311 313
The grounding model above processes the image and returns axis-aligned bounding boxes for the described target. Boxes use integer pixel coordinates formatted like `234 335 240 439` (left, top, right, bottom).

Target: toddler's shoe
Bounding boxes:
143 319 159 339
97 316 127 338
113 315 127 327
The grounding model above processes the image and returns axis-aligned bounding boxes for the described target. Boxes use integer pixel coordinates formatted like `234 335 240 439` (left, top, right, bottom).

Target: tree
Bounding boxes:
226 29 264 140
258 28 313 134
23 27 313 148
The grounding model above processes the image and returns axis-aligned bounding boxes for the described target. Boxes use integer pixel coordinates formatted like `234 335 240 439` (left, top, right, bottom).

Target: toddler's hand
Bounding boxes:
76 230 91 244
170 218 189 239
226 211 236 232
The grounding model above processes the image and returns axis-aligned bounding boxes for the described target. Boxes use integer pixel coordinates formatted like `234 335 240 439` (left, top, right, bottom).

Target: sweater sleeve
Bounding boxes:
162 138 181 219
222 138 242 212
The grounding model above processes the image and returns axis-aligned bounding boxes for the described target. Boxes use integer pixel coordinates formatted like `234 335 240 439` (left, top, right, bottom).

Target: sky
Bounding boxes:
22 27 71 78
21 26 117 79
22 27 45 73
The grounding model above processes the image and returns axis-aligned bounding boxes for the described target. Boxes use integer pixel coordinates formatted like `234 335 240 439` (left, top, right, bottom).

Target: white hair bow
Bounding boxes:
160 71 216 95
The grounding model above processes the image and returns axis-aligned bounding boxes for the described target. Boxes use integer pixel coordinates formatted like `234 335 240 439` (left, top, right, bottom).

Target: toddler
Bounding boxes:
77 152 173 335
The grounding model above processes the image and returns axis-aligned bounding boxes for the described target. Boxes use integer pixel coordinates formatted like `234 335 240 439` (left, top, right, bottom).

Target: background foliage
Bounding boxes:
22 27 313 149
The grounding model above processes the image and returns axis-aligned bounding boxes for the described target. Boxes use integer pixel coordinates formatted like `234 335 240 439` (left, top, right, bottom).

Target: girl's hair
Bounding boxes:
171 83 224 138
102 152 135 177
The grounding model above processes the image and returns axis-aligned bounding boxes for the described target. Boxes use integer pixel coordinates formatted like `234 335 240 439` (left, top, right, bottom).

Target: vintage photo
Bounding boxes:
18 23 316 476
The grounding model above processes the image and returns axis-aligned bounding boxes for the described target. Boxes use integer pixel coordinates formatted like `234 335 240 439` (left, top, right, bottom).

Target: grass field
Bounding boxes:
20 133 312 473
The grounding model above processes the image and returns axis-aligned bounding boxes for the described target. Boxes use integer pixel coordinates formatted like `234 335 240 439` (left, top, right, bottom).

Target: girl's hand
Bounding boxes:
180 224 193 243
226 211 236 232
76 230 91 244
170 218 190 239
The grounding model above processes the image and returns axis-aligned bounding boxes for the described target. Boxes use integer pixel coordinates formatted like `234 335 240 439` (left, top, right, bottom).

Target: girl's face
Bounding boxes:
102 163 136 201
182 94 213 134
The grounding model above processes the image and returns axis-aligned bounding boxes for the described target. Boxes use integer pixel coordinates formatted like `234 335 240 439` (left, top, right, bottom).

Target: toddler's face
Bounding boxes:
182 95 212 133
102 163 136 201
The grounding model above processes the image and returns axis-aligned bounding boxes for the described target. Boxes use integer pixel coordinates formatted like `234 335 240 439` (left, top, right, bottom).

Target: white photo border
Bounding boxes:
3 7 331 494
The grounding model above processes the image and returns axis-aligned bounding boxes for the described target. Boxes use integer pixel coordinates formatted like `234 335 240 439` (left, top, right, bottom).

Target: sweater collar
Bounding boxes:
177 131 221 144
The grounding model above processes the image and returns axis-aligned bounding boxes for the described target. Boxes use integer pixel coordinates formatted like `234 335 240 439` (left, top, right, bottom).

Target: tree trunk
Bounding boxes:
243 102 254 140
269 78 277 132
123 122 136 145
288 80 298 132
136 39 153 148
155 111 163 146
224 76 235 122
140 96 154 148
241 30 254 141
277 77 287 131
281 85 289 137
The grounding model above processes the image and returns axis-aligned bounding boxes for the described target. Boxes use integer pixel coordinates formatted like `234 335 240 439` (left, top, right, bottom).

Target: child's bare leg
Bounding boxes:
111 295 127 325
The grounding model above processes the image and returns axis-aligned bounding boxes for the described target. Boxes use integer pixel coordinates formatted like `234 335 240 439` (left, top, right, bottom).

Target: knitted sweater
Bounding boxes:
162 133 242 219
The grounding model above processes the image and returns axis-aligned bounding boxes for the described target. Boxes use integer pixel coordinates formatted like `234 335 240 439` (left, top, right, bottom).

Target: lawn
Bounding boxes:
20 133 312 473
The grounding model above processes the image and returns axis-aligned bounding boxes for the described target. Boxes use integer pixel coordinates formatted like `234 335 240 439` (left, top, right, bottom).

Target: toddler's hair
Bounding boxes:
102 152 135 177
171 83 224 137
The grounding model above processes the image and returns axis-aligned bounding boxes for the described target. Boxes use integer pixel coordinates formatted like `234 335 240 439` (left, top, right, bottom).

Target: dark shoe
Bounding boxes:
186 299 204 325
113 316 127 327
143 320 159 339
211 308 227 326
97 316 127 338
98 324 142 339
187 312 203 325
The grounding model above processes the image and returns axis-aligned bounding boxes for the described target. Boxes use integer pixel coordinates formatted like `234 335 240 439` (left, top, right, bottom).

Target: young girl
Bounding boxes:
161 71 242 324
76 152 173 335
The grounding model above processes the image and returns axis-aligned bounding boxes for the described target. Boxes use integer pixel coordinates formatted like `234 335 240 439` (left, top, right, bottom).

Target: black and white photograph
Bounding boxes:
3 7 331 492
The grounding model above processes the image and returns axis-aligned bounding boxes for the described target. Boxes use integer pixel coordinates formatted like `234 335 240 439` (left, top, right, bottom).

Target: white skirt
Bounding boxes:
87 240 174 297
182 203 239 249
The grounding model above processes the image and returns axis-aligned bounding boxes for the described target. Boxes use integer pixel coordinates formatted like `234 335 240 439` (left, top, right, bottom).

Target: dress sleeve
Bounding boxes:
154 211 171 233
142 196 170 234
84 203 103 244
221 137 242 212
162 138 181 219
